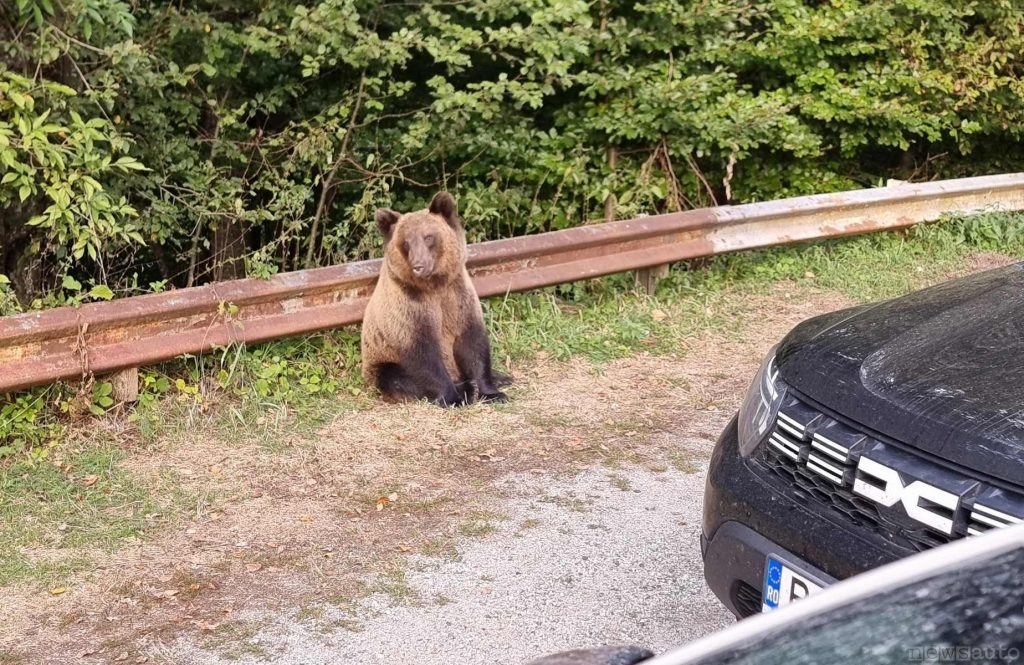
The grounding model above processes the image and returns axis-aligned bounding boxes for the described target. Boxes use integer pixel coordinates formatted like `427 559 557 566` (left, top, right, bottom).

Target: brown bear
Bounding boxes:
361 191 509 406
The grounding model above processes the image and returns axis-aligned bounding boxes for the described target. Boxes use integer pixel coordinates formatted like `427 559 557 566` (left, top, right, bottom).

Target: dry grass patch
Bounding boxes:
962 250 1019 275
2 283 854 663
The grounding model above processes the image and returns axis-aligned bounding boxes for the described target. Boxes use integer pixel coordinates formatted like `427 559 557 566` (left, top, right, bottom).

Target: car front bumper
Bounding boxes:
701 414 909 617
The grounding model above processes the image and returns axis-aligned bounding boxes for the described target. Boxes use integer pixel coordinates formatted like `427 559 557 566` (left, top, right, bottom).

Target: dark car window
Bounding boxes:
688 549 1024 665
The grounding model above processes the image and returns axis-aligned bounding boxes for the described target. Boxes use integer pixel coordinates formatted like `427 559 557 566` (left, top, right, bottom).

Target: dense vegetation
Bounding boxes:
2 0 1024 309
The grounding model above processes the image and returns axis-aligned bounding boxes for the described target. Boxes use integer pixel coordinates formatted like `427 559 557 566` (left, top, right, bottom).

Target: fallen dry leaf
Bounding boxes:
651 308 667 322
49 587 66 596
246 563 262 573
81 475 99 487
191 619 221 631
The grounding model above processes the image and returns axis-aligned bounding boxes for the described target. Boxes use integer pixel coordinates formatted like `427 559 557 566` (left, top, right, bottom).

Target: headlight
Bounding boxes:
737 346 787 457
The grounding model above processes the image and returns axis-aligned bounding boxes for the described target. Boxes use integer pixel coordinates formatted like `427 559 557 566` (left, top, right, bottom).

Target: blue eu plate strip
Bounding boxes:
763 557 783 610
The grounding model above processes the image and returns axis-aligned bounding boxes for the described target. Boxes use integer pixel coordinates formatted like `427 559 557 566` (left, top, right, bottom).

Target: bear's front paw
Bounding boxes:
455 380 477 405
480 391 509 404
492 371 514 388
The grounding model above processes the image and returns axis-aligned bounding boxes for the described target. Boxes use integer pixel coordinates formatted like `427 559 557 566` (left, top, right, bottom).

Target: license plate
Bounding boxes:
761 556 824 612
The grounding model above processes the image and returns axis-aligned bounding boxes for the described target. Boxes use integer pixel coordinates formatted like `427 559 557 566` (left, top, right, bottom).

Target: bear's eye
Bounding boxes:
424 235 436 248
401 240 410 253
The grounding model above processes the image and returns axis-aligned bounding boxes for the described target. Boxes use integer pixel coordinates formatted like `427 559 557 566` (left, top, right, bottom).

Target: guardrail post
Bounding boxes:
111 367 139 404
635 264 670 295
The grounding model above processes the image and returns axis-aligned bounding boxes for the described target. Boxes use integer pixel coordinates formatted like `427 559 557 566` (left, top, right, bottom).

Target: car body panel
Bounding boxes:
777 263 1024 486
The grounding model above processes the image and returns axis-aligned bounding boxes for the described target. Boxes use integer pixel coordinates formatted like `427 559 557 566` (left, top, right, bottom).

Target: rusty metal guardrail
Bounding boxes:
2 173 1023 394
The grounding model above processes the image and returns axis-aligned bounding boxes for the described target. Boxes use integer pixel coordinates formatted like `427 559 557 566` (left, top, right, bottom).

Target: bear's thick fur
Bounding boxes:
361 192 508 406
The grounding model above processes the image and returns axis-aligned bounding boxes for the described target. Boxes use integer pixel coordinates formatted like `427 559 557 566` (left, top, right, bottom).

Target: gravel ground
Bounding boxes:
167 454 733 665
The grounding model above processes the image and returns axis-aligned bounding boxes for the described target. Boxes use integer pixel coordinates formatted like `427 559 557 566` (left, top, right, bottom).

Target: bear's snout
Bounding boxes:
405 239 436 278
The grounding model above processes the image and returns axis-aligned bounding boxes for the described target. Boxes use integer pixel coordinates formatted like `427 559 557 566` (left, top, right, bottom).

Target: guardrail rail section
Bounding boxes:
2 174 1023 394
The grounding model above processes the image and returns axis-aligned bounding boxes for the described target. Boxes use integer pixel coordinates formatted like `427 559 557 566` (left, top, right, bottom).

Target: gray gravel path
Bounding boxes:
166 463 733 664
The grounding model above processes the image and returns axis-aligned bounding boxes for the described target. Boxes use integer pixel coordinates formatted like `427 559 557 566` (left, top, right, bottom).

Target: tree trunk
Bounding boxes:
197 104 247 283
1 202 48 303
210 216 247 282
9 241 46 303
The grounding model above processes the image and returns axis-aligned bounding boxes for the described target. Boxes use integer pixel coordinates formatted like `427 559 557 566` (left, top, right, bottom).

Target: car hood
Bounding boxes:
777 262 1024 486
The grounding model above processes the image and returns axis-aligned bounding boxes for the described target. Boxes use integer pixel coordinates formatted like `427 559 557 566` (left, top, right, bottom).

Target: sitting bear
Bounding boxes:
361 191 509 406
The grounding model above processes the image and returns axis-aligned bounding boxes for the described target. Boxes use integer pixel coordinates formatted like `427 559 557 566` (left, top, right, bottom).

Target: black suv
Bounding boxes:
702 262 1024 618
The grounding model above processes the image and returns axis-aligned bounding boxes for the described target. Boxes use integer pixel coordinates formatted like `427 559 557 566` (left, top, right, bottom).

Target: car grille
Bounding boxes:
732 581 762 619
758 393 1024 553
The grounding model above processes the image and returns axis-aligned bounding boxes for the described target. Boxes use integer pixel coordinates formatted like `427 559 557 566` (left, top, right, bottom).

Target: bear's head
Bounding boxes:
375 192 467 287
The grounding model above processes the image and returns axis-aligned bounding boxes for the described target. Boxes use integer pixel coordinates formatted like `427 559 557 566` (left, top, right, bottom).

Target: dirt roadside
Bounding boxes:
167 463 735 664
0 279 862 664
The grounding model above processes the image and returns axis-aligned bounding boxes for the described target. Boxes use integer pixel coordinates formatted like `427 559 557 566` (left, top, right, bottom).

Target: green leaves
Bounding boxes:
3 0 1024 304
89 285 115 301
1 71 145 275
59 277 116 303
90 382 115 416
112 156 148 172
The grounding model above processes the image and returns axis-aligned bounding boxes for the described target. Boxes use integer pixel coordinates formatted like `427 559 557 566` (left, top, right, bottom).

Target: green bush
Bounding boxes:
2 0 1024 303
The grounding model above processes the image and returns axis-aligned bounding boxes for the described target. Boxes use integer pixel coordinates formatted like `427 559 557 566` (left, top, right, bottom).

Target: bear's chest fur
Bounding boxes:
362 265 480 377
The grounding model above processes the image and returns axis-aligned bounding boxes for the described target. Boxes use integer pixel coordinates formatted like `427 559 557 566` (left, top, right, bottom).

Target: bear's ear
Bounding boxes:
375 208 400 240
428 191 459 229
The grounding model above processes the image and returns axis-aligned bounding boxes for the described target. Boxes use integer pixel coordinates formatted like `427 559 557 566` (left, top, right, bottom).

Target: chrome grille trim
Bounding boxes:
769 432 800 461
806 453 844 484
968 503 1022 535
811 433 849 462
973 503 1022 523
971 513 1007 529
777 412 805 434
